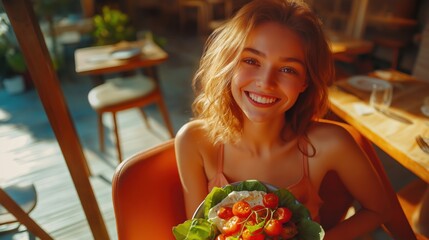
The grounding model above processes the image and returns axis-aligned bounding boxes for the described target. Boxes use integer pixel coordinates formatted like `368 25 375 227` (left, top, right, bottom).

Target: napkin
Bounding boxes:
353 103 374 116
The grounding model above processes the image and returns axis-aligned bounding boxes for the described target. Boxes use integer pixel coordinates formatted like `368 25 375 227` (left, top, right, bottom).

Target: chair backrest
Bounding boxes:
112 121 416 240
112 139 186 240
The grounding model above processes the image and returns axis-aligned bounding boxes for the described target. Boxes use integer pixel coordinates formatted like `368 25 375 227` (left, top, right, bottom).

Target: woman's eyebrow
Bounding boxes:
243 47 305 67
280 57 305 67
243 47 265 57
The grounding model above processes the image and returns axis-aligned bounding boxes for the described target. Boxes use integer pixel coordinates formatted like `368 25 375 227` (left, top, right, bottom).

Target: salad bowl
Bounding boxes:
173 180 324 240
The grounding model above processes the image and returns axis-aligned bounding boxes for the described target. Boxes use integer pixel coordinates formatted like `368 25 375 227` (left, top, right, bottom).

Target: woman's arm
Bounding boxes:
322 125 391 239
175 121 210 219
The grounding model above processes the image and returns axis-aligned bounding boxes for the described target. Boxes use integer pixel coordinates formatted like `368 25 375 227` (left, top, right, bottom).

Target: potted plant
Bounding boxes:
91 6 136 46
91 6 167 49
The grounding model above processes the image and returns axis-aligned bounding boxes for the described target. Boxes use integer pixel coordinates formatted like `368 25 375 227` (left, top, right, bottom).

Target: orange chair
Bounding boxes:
112 120 419 239
112 139 185 240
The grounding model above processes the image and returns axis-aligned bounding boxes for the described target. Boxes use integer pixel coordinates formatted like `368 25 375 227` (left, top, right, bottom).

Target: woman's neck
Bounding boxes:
239 116 290 153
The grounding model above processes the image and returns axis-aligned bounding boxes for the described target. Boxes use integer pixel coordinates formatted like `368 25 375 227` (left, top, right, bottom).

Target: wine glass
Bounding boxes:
369 82 393 112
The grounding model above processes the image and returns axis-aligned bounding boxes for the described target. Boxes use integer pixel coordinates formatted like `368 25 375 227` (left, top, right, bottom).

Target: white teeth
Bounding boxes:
248 92 277 104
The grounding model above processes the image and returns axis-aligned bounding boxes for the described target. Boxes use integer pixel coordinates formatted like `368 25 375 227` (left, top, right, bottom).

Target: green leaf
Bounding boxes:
245 219 265 233
297 218 325 240
173 219 217 240
5 48 27 73
275 188 297 207
203 187 228 218
235 180 268 192
187 219 216 240
290 203 311 222
172 219 192 240
275 189 311 220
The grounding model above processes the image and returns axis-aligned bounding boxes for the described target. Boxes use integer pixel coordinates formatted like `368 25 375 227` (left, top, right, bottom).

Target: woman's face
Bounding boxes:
231 22 308 123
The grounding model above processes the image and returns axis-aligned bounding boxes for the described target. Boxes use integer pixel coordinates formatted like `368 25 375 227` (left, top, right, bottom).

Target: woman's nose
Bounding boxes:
256 68 276 89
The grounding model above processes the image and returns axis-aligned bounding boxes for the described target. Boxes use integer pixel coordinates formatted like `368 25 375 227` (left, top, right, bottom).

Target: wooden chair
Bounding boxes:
88 71 175 163
178 0 233 35
397 179 429 240
0 183 52 239
112 120 418 239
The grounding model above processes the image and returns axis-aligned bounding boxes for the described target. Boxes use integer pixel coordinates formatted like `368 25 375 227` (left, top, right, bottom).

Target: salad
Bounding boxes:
173 180 324 240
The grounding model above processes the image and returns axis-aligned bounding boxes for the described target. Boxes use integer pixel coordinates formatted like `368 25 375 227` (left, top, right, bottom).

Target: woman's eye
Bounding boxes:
280 67 297 74
243 58 259 66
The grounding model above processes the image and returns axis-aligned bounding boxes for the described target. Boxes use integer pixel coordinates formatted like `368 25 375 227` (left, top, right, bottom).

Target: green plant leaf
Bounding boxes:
5 48 26 73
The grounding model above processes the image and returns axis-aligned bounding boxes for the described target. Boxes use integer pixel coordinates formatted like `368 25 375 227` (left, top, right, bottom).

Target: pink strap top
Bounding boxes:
207 144 323 222
207 145 230 192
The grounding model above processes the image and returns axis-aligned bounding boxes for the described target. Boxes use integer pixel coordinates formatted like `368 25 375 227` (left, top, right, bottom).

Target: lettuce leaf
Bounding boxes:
297 218 325 240
203 187 229 218
234 180 268 192
172 218 217 240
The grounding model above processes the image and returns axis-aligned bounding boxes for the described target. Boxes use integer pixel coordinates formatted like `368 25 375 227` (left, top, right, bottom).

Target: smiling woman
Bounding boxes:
174 0 400 239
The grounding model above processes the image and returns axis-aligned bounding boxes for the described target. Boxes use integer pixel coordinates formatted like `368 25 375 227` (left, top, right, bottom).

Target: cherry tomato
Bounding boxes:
280 222 298 239
264 219 283 236
252 205 271 222
273 207 292 223
222 216 244 236
218 206 234 220
263 193 279 209
232 200 252 218
242 228 265 240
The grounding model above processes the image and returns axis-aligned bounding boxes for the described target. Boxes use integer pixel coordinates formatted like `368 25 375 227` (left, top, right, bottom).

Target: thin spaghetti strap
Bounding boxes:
301 141 310 177
217 144 225 173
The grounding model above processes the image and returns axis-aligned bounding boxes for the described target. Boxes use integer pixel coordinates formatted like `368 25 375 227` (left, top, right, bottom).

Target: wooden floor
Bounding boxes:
0 13 420 240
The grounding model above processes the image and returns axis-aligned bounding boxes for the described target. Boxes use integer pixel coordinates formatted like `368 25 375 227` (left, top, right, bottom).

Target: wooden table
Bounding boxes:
74 40 168 82
328 72 429 237
329 75 429 182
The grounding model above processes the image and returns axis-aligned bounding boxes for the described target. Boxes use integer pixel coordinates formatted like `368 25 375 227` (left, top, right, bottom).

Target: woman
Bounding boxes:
175 0 389 238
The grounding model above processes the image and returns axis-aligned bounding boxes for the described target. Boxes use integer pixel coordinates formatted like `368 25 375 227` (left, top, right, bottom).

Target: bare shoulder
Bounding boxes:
176 120 208 143
175 120 212 153
308 120 364 166
308 120 356 146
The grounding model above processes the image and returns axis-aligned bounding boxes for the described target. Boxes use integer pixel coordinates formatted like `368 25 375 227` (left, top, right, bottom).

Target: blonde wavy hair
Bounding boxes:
192 0 334 144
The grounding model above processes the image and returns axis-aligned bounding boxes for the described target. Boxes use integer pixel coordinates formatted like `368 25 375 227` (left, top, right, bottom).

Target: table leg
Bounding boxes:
92 75 104 86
